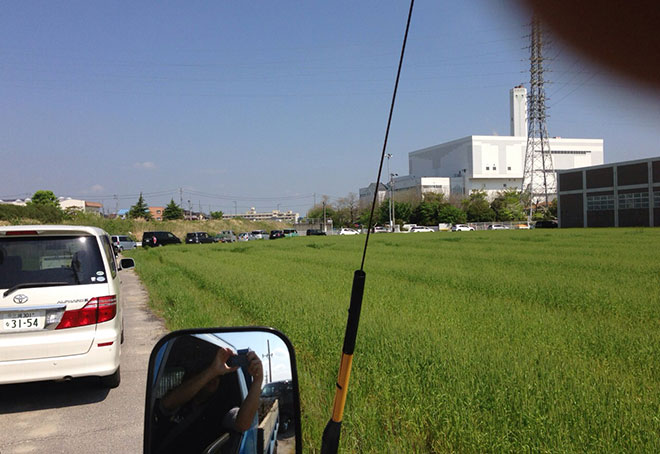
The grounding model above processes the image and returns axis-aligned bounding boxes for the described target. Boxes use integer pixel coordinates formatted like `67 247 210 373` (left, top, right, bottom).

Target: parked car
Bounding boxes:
410 226 434 233
373 226 389 233
535 220 559 228
111 235 137 252
142 231 181 247
215 230 237 243
306 229 327 236
251 230 267 240
269 230 285 239
283 229 298 237
261 379 296 428
451 224 475 232
515 223 532 230
487 224 509 230
339 228 360 235
185 232 214 244
236 232 255 242
0 225 135 388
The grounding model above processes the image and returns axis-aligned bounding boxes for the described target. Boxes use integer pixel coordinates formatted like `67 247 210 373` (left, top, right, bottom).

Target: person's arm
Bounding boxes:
161 347 237 412
233 351 264 431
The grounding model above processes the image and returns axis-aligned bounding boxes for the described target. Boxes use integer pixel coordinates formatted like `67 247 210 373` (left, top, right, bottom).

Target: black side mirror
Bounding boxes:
119 258 135 270
143 327 302 454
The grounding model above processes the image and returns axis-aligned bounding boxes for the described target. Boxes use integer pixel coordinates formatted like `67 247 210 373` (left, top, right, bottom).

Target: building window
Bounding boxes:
654 191 660 208
507 166 511 171
493 166 497 170
503 184 507 187
618 191 649 209
587 194 614 211
486 166 490 170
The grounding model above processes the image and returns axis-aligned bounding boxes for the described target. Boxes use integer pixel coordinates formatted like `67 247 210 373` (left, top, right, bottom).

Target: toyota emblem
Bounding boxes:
13 294 28 304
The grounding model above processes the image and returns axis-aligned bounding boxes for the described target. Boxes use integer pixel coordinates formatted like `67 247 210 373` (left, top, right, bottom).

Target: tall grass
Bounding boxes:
126 228 660 453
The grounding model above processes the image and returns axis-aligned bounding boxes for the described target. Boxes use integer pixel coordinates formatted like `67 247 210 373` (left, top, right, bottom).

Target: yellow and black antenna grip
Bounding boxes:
321 270 366 454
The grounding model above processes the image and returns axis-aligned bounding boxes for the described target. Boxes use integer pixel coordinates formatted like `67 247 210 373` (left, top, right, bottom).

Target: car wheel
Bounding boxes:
100 367 121 389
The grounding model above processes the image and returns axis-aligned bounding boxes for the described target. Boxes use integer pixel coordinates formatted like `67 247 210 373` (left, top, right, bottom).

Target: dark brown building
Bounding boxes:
557 157 660 227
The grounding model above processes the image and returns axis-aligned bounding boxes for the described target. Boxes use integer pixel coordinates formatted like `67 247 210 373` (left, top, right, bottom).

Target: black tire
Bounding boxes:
100 367 120 389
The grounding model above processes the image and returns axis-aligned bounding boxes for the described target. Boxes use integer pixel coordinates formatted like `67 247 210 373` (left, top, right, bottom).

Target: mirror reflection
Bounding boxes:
146 330 298 454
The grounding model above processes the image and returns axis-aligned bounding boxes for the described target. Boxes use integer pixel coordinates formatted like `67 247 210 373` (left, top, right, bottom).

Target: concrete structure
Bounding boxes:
359 183 389 209
148 206 164 221
390 176 451 201
59 198 103 214
557 156 660 228
510 85 527 138
360 87 604 202
222 207 299 223
408 135 603 198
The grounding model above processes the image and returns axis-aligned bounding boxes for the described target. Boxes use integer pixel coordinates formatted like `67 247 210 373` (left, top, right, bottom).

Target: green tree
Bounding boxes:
128 193 152 220
162 199 184 220
490 189 526 221
410 202 436 225
307 200 337 225
436 204 467 224
393 201 412 225
28 190 60 208
210 210 224 220
547 199 558 219
462 190 496 222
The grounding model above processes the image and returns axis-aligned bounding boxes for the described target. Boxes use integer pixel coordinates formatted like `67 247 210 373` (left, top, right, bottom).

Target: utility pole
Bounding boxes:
386 154 392 230
323 201 327 233
188 200 192 220
390 173 398 230
113 194 119 215
179 188 183 208
262 340 273 384
521 17 555 220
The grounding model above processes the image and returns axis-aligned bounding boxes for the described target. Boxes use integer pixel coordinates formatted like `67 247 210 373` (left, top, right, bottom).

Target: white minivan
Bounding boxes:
0 225 134 388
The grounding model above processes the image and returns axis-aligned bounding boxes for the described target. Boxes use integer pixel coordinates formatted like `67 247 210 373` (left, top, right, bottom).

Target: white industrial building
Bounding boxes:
360 86 604 203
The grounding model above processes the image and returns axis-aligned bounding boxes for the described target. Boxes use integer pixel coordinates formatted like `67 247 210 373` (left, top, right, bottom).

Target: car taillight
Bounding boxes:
56 296 117 329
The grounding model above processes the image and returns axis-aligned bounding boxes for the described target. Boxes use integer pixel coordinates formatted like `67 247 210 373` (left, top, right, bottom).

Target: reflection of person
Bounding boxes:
156 347 263 453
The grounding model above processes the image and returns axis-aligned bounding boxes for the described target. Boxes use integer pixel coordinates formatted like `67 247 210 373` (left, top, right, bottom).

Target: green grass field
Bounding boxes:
126 228 660 453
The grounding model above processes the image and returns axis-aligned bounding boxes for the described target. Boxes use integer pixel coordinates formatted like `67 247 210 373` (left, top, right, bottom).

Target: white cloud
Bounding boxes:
90 184 104 193
133 161 156 170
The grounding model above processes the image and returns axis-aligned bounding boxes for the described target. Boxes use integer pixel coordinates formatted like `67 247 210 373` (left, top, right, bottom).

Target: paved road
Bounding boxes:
0 269 167 454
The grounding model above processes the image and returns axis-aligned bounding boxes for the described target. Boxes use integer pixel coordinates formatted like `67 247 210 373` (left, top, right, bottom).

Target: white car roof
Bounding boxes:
0 224 108 237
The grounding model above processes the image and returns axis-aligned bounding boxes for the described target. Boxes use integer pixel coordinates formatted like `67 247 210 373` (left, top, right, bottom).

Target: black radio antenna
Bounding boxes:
321 1 415 452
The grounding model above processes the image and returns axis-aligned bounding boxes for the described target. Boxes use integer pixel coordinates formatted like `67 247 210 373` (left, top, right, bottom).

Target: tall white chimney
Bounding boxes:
510 85 527 137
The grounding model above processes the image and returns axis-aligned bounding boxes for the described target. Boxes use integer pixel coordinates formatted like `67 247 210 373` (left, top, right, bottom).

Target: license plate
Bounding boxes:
1 311 46 332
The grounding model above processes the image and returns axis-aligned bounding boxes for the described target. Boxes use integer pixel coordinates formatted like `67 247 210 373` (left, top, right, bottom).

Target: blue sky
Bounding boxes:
2 1 659 214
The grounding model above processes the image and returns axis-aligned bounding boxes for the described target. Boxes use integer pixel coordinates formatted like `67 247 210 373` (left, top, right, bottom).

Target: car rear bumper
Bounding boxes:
0 329 120 384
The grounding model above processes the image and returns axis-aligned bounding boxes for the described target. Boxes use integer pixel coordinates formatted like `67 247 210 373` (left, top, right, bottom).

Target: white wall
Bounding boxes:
408 137 472 178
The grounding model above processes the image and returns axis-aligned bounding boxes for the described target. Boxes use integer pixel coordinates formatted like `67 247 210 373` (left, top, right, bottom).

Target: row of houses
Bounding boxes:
1 197 299 223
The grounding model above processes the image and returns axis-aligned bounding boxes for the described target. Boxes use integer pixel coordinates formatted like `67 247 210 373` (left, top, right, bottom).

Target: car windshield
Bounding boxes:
0 235 106 289
261 383 279 397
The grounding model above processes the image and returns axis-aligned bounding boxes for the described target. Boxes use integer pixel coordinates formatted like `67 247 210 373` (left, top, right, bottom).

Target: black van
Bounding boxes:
142 231 181 247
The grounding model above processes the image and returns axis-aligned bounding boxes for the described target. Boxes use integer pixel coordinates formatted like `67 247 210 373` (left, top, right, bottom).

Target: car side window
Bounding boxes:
101 235 117 278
